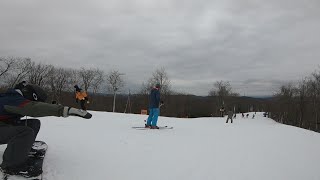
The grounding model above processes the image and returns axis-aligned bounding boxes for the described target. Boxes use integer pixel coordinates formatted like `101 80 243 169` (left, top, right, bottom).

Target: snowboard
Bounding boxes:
132 126 173 130
1 141 48 180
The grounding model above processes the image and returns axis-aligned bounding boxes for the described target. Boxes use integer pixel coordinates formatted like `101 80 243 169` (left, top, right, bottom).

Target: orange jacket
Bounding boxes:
75 91 88 101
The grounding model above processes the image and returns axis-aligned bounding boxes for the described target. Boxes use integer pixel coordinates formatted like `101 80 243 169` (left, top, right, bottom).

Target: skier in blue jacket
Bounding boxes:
0 81 92 177
145 83 162 129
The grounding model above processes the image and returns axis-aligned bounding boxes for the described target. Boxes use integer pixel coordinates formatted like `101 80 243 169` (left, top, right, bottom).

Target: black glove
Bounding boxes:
76 99 78 103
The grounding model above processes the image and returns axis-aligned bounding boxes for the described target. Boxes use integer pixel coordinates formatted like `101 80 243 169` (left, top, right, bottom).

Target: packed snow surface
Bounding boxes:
1 112 320 180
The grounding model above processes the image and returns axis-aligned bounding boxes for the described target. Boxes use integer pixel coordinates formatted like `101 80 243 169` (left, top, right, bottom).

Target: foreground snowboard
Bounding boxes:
1 141 48 180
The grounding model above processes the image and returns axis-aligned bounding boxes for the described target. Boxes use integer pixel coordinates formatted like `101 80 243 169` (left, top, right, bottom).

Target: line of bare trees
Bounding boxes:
269 68 320 132
1 57 269 117
0 57 175 112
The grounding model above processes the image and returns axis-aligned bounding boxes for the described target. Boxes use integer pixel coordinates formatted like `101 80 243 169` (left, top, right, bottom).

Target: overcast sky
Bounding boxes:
1 0 319 96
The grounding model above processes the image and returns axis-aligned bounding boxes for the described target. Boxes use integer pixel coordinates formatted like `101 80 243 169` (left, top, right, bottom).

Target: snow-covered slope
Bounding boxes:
1 112 320 180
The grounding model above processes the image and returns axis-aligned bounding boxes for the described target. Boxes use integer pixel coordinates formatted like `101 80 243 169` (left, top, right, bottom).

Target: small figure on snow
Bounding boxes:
0 81 92 177
252 114 255 119
226 109 234 123
145 83 162 129
246 114 249 118
242 113 245 118
219 106 225 117
233 113 236 119
74 85 89 110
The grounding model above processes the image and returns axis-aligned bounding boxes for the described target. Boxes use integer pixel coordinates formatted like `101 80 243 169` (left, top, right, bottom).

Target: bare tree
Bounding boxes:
139 82 151 95
106 70 124 112
76 68 104 104
28 62 54 88
308 70 320 130
68 69 82 92
270 67 320 132
91 69 104 95
90 69 104 105
5 58 32 88
79 68 97 92
47 67 71 103
141 67 171 95
208 80 238 106
274 83 296 124
297 79 307 127
0 57 16 79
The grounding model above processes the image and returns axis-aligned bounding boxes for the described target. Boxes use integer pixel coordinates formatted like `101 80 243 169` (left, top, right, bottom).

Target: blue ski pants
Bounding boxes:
146 108 160 126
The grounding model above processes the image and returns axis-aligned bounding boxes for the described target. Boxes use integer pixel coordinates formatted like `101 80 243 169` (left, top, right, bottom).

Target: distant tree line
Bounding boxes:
1 57 270 118
268 68 320 132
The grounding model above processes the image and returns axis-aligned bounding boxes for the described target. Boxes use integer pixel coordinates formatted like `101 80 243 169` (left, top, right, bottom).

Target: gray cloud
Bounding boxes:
1 0 319 96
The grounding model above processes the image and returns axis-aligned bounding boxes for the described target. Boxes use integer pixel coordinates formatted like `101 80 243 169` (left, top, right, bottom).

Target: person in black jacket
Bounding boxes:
0 81 92 177
145 83 162 129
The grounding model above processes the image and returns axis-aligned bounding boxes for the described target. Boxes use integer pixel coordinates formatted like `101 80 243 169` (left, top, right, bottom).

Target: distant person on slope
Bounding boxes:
219 106 225 117
145 83 162 129
0 81 92 177
74 85 89 110
226 109 234 123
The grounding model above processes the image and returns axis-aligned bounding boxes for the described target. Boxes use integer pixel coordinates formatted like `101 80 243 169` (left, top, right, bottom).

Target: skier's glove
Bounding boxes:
63 107 92 119
76 99 78 103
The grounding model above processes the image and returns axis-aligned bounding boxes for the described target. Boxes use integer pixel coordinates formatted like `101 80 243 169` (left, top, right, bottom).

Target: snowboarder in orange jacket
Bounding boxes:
74 85 89 110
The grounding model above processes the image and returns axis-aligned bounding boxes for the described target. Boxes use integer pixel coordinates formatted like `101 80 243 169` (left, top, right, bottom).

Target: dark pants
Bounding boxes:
80 100 86 110
0 119 40 168
226 117 233 123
